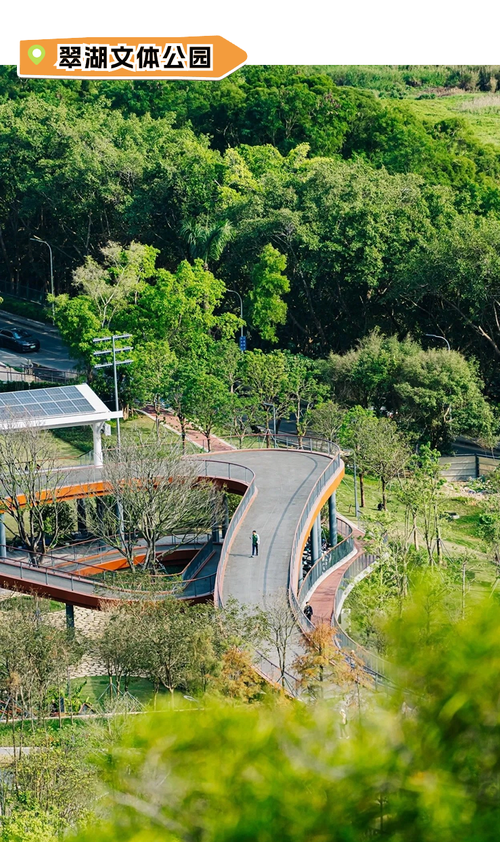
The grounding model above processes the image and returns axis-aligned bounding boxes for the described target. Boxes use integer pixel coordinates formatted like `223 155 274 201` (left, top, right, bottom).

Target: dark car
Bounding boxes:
0 328 40 353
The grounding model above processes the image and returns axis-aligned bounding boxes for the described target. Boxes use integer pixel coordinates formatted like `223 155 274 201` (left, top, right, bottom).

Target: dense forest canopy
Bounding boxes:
2 65 500 395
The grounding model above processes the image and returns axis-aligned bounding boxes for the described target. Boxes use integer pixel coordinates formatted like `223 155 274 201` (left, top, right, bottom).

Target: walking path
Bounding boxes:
205 449 341 609
142 406 236 452
309 522 364 624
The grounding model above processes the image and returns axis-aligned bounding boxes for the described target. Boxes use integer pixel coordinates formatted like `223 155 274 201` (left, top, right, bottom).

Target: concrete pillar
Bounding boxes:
93 422 103 467
96 497 105 520
315 513 322 559
221 495 229 538
211 490 220 543
0 513 6 559
311 514 322 564
328 494 337 547
76 499 87 534
65 603 75 631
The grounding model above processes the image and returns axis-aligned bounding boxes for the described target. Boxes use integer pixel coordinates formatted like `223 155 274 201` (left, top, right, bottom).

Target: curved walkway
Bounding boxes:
205 449 341 609
0 449 344 627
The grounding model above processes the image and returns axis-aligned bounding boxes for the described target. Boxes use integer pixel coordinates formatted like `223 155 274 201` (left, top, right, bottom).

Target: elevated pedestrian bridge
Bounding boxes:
0 446 346 665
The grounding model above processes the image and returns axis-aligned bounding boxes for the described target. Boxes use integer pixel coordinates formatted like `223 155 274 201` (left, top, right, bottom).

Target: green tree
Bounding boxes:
339 407 379 508
284 353 325 447
402 444 447 565
70 587 500 842
71 241 157 328
248 244 290 343
309 399 345 445
130 340 176 439
241 349 293 442
364 416 411 509
181 219 232 269
185 371 232 452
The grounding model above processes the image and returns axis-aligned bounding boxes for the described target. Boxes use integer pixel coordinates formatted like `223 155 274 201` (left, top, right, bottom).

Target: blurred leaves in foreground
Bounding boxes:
71 578 500 842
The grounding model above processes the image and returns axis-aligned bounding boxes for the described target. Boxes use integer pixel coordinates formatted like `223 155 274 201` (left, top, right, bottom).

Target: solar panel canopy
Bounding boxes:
0 384 120 429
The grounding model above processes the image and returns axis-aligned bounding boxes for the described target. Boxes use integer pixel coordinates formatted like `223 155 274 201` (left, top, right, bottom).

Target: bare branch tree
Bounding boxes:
90 434 219 572
0 419 70 562
261 588 299 687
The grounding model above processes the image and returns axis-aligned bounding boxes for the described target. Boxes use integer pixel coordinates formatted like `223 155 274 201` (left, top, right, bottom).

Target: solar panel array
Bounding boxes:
0 386 95 422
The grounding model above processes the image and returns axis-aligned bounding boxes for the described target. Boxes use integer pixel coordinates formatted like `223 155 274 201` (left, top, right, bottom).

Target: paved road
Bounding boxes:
0 312 76 372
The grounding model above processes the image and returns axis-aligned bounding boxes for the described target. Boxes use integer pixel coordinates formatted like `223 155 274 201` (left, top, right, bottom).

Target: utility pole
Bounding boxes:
93 334 133 451
226 289 246 351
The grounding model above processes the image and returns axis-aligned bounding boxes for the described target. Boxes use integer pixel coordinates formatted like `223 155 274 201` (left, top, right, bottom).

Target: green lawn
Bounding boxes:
335 470 489 557
409 93 500 148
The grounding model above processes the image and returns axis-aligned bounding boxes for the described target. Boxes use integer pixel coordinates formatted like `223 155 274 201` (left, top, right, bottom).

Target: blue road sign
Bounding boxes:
239 335 247 351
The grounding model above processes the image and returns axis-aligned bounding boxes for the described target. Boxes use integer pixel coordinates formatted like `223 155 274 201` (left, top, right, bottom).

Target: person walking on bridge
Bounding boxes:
251 530 260 557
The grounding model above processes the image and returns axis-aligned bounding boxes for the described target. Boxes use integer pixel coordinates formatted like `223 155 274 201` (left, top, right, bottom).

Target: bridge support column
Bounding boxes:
96 497 105 520
328 494 337 547
221 495 229 538
311 514 322 564
65 603 75 632
76 499 87 534
93 422 104 467
211 490 220 543
0 513 6 560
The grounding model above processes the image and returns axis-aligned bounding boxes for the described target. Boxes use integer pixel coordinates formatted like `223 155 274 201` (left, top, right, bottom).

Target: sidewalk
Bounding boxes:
143 406 236 452
308 525 365 625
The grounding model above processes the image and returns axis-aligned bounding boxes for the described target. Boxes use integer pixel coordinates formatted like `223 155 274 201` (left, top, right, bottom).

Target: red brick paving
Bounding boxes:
308 534 364 625
142 407 236 452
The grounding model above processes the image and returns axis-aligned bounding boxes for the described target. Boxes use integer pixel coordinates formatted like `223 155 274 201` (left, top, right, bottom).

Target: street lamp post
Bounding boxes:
425 333 452 423
93 334 133 451
226 289 245 350
30 236 54 318
425 333 451 352
342 448 360 519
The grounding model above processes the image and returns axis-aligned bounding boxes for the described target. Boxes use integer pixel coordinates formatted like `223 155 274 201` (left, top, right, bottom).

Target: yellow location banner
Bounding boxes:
19 36 247 80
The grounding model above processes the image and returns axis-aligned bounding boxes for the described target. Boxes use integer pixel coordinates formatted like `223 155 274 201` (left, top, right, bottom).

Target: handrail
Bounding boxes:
213 473 256 608
217 432 336 454
3 536 210 579
297 517 355 605
0 553 218 601
331 551 389 679
287 447 343 631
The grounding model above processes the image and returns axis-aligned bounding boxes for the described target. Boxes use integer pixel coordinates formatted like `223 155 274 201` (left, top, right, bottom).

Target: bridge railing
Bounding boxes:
331 551 389 680
287 447 343 632
4 532 210 575
0 552 218 601
181 539 218 583
212 471 256 609
218 432 337 454
297 518 355 606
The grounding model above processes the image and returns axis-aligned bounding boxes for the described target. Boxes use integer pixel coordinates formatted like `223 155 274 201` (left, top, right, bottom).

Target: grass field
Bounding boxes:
408 93 500 148
335 469 490 558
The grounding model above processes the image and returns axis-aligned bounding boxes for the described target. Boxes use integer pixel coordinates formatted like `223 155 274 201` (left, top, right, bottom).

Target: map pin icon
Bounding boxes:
28 45 45 65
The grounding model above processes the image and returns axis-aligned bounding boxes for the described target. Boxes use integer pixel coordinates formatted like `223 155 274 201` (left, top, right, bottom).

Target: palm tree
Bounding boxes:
181 219 232 269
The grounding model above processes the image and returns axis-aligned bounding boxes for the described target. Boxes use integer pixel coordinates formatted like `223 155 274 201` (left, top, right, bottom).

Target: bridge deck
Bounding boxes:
205 449 334 610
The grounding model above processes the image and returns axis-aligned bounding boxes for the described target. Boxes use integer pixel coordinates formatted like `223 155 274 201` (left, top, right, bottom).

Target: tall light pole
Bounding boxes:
93 334 133 451
425 333 452 424
30 236 54 318
343 448 360 519
425 333 451 352
226 289 245 350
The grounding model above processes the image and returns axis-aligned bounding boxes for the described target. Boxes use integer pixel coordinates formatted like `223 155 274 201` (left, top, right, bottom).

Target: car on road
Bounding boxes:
0 327 40 353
